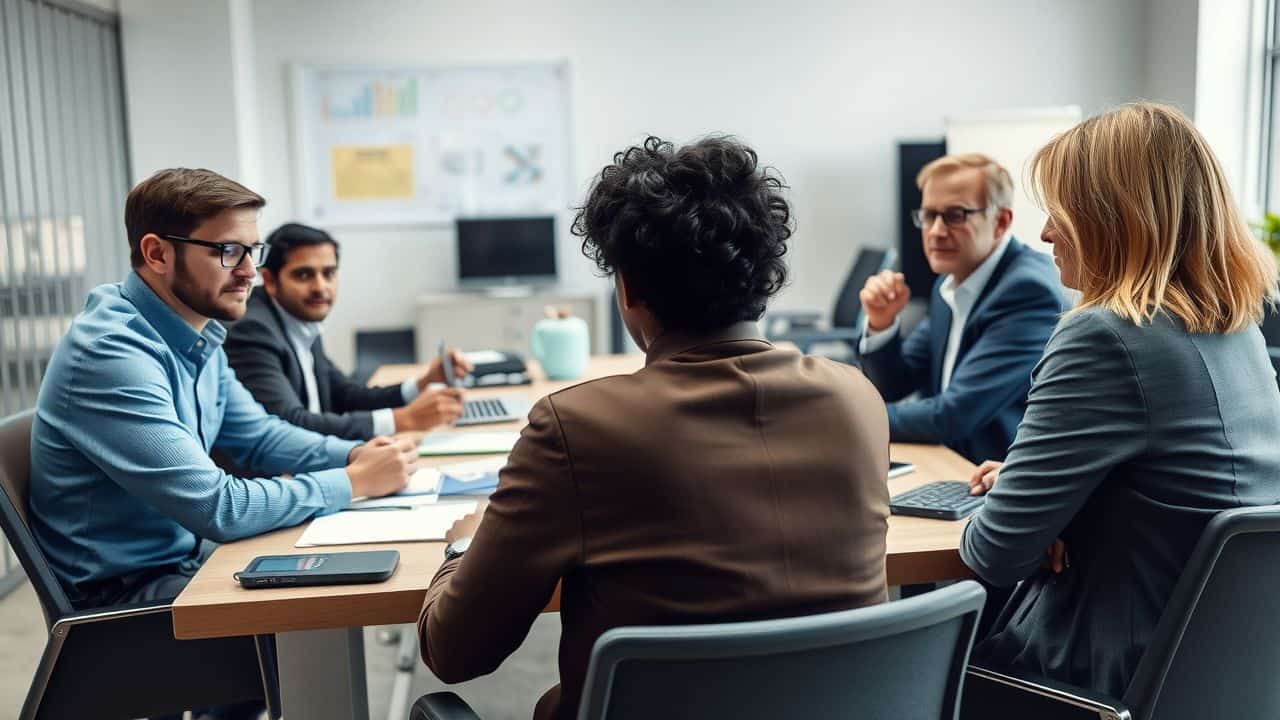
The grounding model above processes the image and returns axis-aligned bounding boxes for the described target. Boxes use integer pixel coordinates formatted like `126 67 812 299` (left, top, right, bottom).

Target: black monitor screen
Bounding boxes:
456 216 557 283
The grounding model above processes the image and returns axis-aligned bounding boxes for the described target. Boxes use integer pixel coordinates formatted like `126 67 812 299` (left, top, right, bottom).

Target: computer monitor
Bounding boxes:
456 216 557 287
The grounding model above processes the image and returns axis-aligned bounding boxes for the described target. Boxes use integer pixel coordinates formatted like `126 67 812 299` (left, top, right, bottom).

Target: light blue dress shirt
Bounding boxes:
28 272 360 596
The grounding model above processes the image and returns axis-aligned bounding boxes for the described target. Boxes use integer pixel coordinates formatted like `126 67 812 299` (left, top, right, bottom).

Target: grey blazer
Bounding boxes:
961 306 1280 698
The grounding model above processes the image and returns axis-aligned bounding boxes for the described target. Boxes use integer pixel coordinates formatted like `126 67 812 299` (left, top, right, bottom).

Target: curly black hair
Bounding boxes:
572 135 792 332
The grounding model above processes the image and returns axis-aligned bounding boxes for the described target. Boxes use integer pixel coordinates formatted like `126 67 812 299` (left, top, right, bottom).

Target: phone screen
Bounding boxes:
250 555 326 573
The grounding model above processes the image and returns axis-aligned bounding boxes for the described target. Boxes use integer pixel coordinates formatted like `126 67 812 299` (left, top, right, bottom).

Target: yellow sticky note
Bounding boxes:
330 145 414 200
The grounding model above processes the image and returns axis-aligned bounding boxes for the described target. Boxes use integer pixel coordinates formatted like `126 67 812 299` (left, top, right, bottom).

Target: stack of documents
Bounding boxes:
347 458 506 510
296 501 478 547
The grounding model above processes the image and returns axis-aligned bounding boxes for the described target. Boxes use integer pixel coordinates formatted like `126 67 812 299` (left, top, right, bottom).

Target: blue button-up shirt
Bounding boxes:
28 272 359 596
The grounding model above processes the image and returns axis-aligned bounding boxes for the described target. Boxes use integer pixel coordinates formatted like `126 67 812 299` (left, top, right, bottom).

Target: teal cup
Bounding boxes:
532 315 589 380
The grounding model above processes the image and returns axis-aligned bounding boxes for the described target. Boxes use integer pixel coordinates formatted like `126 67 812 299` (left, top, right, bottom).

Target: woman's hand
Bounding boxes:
969 460 1002 495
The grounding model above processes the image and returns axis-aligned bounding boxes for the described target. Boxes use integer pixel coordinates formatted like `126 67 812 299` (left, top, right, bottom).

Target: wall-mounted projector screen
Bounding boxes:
945 106 1082 255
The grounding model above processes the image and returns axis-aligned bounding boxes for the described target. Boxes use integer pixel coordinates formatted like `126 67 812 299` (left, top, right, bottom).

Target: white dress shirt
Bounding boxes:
860 237 1010 391
273 298 419 436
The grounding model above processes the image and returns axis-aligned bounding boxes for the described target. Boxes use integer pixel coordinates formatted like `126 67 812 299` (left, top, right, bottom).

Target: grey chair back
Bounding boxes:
0 409 74 627
355 327 416 384
831 247 897 329
578 580 986 720
1123 505 1280 720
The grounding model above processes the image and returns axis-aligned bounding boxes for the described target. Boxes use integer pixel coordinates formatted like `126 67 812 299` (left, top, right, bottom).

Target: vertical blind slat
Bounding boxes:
102 25 129 280
19 0 52 389
1 0 29 412
0 0 12 416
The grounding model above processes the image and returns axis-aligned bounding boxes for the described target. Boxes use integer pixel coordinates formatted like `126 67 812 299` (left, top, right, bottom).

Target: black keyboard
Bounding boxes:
890 481 984 520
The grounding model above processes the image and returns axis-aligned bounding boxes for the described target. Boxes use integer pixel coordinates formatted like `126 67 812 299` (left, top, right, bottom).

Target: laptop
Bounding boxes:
441 341 530 426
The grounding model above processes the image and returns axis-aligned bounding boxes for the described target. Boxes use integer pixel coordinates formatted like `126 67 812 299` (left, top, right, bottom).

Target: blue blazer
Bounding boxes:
857 239 1067 463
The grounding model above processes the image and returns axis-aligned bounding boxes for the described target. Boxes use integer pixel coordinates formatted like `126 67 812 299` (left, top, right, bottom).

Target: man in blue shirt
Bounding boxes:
28 168 417 611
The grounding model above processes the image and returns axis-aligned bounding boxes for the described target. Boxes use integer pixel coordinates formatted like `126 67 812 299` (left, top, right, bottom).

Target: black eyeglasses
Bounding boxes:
910 206 989 229
162 234 268 268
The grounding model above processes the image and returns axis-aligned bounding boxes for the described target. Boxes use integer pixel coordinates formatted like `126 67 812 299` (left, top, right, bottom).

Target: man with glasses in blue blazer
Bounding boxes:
856 154 1067 464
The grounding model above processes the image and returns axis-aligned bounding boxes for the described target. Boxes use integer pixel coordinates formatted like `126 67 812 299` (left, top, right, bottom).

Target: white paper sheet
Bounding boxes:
418 431 520 456
296 501 477 547
463 350 506 365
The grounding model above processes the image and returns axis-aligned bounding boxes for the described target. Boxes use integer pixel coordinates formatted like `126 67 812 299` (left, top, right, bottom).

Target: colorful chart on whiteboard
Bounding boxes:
291 63 571 226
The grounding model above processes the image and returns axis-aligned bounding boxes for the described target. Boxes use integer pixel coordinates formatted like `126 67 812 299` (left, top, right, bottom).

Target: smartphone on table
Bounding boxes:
233 550 399 589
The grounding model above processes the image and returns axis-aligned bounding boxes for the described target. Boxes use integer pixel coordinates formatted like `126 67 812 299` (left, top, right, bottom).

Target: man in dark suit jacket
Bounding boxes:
856 154 1067 463
224 223 469 440
417 137 892 720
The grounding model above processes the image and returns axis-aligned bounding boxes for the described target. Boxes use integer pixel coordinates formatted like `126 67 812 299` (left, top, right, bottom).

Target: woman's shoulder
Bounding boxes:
1049 306 1132 349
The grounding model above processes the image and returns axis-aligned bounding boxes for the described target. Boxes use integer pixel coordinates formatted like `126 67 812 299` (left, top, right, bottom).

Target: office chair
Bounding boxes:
1258 306 1280 383
765 246 897 355
961 505 1280 720
0 409 281 720
355 328 417 385
410 580 987 720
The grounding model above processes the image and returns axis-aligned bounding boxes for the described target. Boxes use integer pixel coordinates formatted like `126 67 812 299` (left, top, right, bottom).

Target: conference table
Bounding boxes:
171 353 976 720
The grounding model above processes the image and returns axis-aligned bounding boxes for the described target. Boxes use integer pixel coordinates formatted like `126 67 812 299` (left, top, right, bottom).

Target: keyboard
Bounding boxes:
455 396 528 427
890 481 984 520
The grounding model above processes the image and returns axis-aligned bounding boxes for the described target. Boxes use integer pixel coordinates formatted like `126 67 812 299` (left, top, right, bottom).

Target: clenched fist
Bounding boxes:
859 270 910 331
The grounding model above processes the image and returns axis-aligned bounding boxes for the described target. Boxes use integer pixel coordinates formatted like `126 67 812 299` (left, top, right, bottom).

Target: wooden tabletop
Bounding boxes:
172 354 975 640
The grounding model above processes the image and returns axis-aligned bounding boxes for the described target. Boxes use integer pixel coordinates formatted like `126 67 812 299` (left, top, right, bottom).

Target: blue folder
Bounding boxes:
438 471 499 496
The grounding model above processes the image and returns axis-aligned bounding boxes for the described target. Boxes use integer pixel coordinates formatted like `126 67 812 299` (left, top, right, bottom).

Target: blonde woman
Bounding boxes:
960 103 1280 698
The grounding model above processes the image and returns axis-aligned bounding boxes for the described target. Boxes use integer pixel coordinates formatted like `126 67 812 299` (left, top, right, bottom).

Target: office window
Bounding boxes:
0 0 130 419
1262 0 1280 213
0 0 130 598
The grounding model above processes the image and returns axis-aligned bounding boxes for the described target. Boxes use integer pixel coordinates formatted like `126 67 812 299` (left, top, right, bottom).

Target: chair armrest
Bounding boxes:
964 665 1132 720
58 599 172 627
410 692 483 720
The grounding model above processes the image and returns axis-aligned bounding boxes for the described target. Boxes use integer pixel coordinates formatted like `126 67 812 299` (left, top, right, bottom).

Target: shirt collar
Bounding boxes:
939 236 1011 314
644 321 770 365
121 271 225 366
270 295 324 351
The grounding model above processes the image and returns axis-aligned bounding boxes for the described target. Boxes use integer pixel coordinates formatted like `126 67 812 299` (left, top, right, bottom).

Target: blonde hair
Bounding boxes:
916 153 1014 210
1030 103 1278 333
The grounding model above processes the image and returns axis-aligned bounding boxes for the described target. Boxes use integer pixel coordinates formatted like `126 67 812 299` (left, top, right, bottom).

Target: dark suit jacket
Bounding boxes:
223 287 405 440
857 239 1067 463
963 308 1280 698
417 323 891 720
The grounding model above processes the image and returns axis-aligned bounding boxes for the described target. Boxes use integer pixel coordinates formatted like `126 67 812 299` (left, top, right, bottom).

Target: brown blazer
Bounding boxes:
417 323 891 720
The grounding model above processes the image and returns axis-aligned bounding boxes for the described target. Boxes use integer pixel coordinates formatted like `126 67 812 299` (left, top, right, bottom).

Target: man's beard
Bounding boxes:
172 250 250 322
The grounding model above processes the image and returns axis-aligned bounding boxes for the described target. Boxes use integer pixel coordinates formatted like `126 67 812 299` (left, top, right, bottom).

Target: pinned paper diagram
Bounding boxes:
292 63 571 226
330 145 414 200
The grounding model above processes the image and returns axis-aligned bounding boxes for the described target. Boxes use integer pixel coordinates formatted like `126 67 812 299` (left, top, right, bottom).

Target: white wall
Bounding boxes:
1143 0 1199 115
114 0 1182 368
239 0 1151 369
119 0 262 191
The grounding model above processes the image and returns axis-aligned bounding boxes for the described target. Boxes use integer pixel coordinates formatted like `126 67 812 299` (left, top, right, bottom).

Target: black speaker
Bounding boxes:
898 140 946 298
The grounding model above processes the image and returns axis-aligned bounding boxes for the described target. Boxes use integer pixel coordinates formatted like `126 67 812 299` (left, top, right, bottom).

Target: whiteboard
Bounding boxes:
289 62 572 226
945 107 1082 253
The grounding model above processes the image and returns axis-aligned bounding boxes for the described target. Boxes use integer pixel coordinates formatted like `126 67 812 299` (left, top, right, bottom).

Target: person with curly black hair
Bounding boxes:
416 136 892 720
